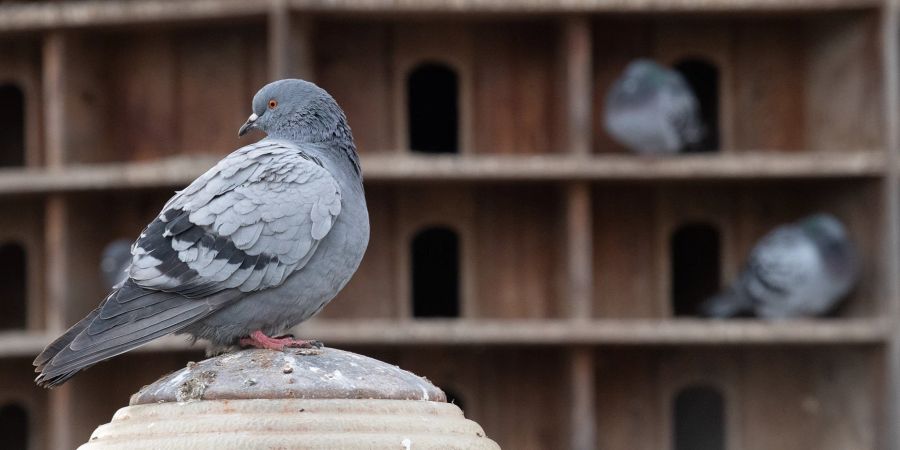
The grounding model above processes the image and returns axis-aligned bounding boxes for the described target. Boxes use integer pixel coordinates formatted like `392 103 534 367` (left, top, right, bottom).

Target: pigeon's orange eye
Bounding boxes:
268 99 278 110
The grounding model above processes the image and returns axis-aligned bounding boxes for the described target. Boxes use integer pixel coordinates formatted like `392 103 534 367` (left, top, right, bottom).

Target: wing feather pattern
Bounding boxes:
35 140 343 387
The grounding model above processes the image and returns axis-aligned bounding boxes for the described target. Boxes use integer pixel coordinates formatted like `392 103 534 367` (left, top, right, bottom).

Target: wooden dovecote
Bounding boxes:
0 0 896 449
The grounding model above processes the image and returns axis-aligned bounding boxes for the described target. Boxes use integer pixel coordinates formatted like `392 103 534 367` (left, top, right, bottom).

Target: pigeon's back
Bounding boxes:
744 218 857 318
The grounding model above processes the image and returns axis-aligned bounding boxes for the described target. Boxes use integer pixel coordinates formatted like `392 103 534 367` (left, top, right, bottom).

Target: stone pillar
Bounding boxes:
79 348 500 449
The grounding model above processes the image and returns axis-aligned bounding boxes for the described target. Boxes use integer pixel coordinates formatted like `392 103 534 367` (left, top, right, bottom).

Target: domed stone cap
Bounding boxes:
130 347 446 404
82 348 500 449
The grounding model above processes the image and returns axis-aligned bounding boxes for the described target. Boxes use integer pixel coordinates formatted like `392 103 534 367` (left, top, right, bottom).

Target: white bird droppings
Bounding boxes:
401 438 412 449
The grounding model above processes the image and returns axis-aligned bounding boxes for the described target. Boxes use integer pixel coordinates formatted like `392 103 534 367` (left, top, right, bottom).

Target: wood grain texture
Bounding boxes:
314 21 395 153
472 20 561 154
595 347 881 450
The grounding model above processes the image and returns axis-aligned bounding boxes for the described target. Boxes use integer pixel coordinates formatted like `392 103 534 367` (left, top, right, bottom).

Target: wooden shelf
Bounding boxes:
0 0 267 33
361 152 886 182
1 318 887 358
0 151 884 195
0 0 881 33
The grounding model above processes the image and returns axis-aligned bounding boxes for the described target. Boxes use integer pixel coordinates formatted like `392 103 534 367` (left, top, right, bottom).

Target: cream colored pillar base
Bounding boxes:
80 398 498 450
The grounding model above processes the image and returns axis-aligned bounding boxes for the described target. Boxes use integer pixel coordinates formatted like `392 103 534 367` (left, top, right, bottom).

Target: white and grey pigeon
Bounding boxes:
35 79 369 387
701 214 859 319
100 239 133 290
603 59 705 155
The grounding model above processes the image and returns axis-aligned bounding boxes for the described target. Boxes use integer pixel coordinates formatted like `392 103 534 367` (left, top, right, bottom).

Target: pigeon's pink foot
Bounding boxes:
239 330 320 351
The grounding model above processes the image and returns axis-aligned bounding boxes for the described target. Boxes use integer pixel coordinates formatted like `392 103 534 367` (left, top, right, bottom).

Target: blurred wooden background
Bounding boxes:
0 0 897 449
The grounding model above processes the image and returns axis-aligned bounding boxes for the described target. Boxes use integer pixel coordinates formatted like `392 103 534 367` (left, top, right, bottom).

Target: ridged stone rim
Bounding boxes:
79 398 501 450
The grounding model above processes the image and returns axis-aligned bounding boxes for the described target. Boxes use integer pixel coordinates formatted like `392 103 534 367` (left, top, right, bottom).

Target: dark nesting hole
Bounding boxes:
0 403 28 450
674 59 719 153
0 84 25 167
0 242 27 330
411 227 460 318
674 385 725 450
407 62 459 154
671 223 721 316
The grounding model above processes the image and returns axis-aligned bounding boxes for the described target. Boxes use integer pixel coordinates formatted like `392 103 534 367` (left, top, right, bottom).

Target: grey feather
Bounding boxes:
35 79 369 387
701 214 859 319
603 59 705 154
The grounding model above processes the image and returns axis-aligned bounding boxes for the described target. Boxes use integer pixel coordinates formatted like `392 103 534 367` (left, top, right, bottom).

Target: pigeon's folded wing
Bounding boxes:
745 227 817 302
130 139 342 298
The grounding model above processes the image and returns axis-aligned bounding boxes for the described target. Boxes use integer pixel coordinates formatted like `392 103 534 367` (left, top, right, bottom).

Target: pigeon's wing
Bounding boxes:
659 73 705 147
129 139 342 298
743 226 819 310
35 140 342 387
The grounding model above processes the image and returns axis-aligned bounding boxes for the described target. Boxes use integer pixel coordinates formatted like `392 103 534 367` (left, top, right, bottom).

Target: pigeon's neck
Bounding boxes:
271 111 363 180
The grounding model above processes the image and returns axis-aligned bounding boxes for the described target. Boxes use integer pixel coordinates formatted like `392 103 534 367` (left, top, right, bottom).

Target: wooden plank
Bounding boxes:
569 348 596 450
0 152 885 197
42 32 66 168
593 186 662 318
563 17 592 156
268 0 290 80
314 21 394 153
566 183 593 318
0 0 882 34
472 20 561 154
732 19 806 151
879 1 900 449
0 319 890 357
474 185 564 318
806 12 883 152
0 0 267 32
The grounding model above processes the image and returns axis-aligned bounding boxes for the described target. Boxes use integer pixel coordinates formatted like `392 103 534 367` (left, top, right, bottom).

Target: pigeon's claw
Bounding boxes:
240 330 321 351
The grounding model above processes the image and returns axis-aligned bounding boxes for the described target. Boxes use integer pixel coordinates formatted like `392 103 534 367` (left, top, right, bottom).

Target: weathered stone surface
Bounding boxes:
80 348 500 449
130 347 447 404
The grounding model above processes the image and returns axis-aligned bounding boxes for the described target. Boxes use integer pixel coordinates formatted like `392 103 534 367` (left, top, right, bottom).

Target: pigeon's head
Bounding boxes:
607 59 672 107
239 79 350 143
800 213 848 244
800 213 859 284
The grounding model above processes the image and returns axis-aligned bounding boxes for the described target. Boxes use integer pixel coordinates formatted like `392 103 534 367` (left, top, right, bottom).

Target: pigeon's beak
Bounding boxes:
238 113 259 137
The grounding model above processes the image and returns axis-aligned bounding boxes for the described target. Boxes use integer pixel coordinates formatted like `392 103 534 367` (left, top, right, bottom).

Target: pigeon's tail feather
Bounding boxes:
33 306 101 370
699 287 752 318
34 281 233 388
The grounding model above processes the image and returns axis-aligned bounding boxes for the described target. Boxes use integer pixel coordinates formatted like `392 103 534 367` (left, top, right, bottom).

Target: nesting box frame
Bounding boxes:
0 0 899 449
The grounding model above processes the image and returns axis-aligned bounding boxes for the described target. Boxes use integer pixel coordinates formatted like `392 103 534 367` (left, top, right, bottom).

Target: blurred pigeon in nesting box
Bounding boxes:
34 79 369 387
701 214 859 319
603 59 705 154
100 239 133 289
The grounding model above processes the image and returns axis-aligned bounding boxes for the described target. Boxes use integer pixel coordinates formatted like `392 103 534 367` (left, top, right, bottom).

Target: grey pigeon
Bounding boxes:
100 239 133 289
701 214 859 319
35 79 369 387
603 59 705 154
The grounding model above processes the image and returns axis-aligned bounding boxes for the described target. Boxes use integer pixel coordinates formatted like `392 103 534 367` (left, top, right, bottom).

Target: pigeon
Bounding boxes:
603 59 705 154
701 214 859 319
34 79 369 387
100 239 133 290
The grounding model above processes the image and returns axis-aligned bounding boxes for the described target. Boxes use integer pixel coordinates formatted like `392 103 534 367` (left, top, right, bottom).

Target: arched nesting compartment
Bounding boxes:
407 63 460 154
673 59 719 153
0 84 25 167
671 223 721 316
411 226 460 318
0 242 27 330
673 385 725 450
